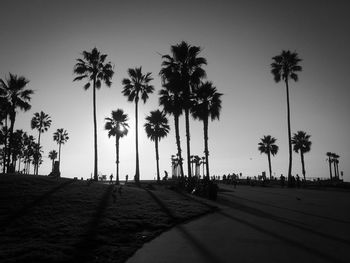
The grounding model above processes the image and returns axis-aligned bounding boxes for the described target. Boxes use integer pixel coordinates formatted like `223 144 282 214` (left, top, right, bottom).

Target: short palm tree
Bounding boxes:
48 150 58 172
159 72 185 178
258 135 279 180
271 50 302 183
191 81 222 179
105 109 129 184
144 110 170 183
122 67 154 184
31 111 52 175
291 131 311 180
326 152 333 180
53 128 69 174
332 153 340 179
73 47 114 181
0 73 33 173
161 41 207 178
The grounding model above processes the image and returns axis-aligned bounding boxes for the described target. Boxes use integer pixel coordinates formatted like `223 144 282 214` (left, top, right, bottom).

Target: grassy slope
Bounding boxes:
0 175 216 263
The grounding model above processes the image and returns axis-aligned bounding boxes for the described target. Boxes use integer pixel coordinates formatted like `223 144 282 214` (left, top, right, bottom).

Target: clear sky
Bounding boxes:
1 0 349 181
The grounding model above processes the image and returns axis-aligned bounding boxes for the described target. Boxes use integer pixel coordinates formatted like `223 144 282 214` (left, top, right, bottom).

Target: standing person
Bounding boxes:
125 174 128 185
109 173 113 184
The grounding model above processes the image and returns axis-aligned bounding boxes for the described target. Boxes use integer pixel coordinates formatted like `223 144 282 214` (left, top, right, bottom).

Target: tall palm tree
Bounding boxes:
48 150 58 172
53 128 69 174
144 110 170 183
258 135 279 180
73 47 114 181
161 41 207 178
105 109 129 184
271 50 302 184
0 73 33 173
31 111 52 175
122 67 154 184
191 81 222 179
291 131 312 181
326 152 333 180
159 72 185 178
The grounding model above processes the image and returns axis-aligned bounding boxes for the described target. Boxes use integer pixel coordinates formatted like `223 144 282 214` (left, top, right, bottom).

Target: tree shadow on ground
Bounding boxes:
145 188 222 263
0 179 74 228
72 184 113 263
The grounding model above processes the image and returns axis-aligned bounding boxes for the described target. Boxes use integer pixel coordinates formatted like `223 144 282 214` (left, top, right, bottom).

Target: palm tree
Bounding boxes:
332 153 340 179
291 131 312 181
73 47 114 181
161 41 207 178
53 128 69 174
31 111 52 175
271 50 302 184
191 81 222 179
11 129 25 172
144 110 170 183
105 109 129 184
122 67 154 184
326 152 333 180
0 73 33 173
159 72 185 178
48 150 58 172
22 133 35 174
258 135 279 180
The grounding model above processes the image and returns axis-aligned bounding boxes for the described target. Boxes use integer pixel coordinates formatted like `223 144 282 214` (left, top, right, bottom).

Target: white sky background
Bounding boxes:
1 0 349 181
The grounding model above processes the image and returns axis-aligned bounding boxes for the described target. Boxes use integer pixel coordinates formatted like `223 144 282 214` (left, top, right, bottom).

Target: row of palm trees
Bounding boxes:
326 152 341 180
258 131 312 180
74 42 223 183
0 74 69 174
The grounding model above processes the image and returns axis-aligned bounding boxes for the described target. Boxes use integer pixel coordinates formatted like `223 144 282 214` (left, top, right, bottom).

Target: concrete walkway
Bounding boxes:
127 184 350 263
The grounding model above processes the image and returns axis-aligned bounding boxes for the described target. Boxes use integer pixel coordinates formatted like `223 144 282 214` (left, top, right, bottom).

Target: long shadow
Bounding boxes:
218 210 348 263
72 184 114 263
0 179 74 228
217 196 350 245
145 189 223 263
221 191 350 224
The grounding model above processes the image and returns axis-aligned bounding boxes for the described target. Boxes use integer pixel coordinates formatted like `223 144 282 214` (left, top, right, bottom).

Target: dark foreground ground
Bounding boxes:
0 175 215 263
128 183 350 263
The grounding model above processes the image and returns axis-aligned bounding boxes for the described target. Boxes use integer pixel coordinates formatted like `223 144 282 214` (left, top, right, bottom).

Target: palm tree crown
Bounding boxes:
271 50 302 83
31 111 52 134
291 131 311 154
144 110 170 142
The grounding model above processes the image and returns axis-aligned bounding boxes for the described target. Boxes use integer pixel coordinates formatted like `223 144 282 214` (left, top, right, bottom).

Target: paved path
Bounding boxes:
127 184 350 263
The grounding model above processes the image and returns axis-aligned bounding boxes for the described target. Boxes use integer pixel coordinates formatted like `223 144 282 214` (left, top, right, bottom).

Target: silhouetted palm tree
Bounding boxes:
192 81 222 179
122 67 154 184
291 131 312 181
0 73 33 173
161 41 207 178
48 150 58 172
144 110 170 183
332 153 340 179
159 72 185 178
326 152 333 180
53 128 69 174
31 111 52 175
73 47 114 181
271 50 302 184
258 135 279 180
105 109 129 184
22 133 35 174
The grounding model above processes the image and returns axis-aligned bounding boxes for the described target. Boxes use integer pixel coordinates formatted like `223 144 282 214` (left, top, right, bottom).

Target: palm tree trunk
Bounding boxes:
58 142 62 172
135 98 140 184
115 135 120 185
93 77 98 181
35 130 41 175
301 151 306 180
7 110 16 173
174 115 184 178
155 137 160 183
333 160 337 180
203 117 210 179
185 108 191 178
328 158 333 180
285 79 293 184
267 151 272 180
3 117 8 174
51 159 54 172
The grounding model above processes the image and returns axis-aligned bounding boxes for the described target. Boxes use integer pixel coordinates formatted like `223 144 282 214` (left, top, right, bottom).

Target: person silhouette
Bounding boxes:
109 173 113 184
